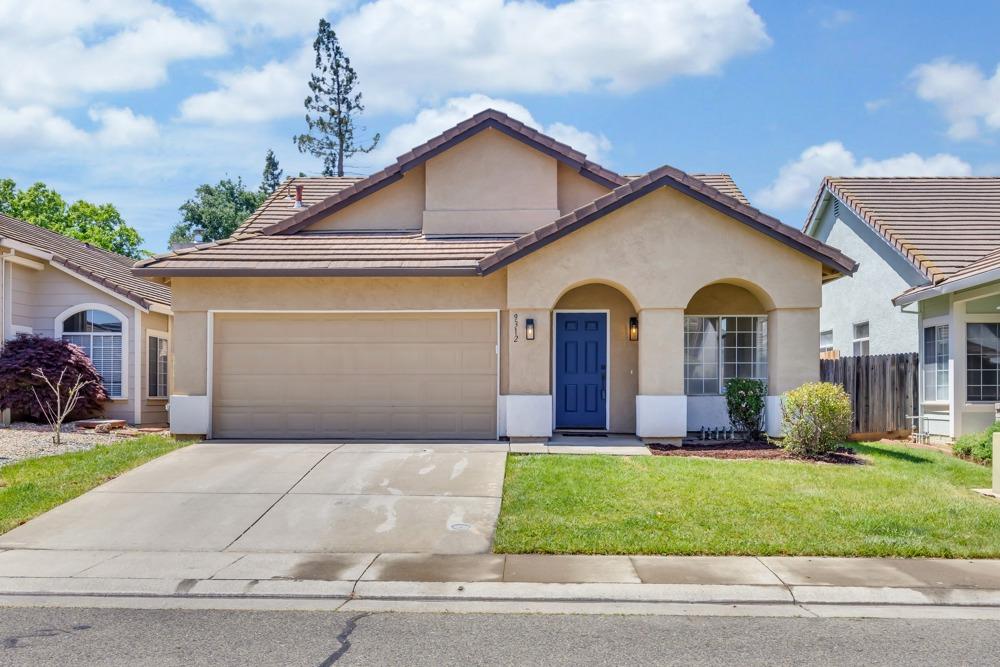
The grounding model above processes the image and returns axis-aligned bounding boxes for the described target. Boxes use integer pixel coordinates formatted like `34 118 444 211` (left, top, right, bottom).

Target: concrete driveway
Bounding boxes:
0 441 507 555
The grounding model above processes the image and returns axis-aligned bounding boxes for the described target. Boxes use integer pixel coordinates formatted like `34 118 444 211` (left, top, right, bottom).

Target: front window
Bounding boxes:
685 316 767 395
148 336 168 398
820 330 834 354
966 323 1000 402
853 321 870 356
61 309 124 398
923 325 949 401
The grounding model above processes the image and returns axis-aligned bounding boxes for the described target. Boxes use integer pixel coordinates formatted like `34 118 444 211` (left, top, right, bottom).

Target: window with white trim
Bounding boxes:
923 325 949 402
684 316 768 395
966 323 1000 402
61 309 124 398
820 329 834 354
852 321 870 356
147 335 168 398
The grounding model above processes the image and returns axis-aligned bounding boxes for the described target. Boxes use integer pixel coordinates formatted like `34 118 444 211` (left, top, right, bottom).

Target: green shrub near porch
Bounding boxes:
953 423 997 464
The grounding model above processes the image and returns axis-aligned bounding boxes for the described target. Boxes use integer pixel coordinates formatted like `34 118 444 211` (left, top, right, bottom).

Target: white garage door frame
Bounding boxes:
206 309 501 440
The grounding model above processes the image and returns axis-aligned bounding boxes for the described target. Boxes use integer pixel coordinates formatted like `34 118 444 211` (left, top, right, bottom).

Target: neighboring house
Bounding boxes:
0 213 172 425
804 177 1000 440
135 109 855 442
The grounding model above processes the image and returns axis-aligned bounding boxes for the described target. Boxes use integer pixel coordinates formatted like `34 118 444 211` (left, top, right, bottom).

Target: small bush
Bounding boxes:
725 378 767 440
0 335 107 422
953 423 997 465
780 382 852 458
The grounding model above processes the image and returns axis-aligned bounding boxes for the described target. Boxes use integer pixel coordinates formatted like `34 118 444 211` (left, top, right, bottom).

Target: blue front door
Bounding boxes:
555 312 607 429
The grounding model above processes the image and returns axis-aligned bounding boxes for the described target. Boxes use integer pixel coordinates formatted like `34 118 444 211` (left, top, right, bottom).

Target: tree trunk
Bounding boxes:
337 143 345 177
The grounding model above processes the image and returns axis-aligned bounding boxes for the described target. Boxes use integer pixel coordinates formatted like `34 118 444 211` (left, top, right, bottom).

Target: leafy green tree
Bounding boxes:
168 178 266 246
260 149 283 195
0 179 144 258
294 18 379 177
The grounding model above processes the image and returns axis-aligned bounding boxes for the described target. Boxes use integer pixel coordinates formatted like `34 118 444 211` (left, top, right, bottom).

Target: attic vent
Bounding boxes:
833 200 841 218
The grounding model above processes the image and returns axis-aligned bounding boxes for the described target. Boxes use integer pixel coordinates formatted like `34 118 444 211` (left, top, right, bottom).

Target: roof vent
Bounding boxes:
833 200 841 218
294 184 304 209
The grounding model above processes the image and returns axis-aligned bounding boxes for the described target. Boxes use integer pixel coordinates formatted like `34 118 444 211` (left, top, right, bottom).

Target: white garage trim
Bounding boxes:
206 309 501 440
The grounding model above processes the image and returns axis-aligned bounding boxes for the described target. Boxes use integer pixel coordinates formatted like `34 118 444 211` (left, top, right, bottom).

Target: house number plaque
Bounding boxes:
513 313 519 342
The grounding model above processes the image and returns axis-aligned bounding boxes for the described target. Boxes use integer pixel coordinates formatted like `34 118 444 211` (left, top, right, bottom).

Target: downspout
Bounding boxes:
1 251 9 426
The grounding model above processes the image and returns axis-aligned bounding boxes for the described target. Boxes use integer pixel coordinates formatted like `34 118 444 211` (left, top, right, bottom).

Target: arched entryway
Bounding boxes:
552 283 639 433
684 281 770 430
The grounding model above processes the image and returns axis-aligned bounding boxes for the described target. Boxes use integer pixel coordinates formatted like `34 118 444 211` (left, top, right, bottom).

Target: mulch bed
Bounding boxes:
648 440 864 465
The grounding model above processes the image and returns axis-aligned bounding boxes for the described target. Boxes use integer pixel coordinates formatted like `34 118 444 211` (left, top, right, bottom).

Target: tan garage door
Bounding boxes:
212 312 497 439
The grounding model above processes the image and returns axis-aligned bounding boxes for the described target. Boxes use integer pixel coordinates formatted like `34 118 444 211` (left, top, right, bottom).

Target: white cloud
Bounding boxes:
0 0 227 107
179 0 770 121
0 105 157 150
864 98 889 112
820 9 855 29
360 94 613 168
191 0 350 37
755 141 973 211
912 59 1000 140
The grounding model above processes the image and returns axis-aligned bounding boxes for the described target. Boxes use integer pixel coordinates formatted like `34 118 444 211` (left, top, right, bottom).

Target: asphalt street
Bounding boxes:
2 607 1000 666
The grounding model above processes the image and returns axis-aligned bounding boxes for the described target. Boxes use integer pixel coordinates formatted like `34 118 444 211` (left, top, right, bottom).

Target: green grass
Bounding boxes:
0 435 188 535
494 442 1000 558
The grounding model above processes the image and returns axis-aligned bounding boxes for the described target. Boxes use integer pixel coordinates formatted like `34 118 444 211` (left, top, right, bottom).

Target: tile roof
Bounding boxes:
253 108 630 238
808 177 1000 284
479 165 856 278
133 232 516 276
135 166 854 278
1 213 170 308
689 173 750 205
234 176 363 236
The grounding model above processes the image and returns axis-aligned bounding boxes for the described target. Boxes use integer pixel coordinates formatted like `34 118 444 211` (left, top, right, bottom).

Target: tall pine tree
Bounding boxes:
260 149 283 195
293 19 379 177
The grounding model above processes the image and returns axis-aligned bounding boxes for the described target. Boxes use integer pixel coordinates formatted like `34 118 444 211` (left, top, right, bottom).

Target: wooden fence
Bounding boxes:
819 353 919 435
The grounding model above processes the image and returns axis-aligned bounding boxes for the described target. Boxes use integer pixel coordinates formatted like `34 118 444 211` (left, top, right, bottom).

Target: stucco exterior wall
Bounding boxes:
6 262 139 422
423 129 559 235
556 163 610 214
307 165 425 231
813 202 922 355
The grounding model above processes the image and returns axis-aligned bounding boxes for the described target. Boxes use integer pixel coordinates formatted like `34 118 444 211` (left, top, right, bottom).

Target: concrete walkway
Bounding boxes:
0 551 999 610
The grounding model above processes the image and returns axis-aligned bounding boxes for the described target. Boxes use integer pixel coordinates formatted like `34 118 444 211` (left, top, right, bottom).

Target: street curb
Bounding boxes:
1 577 999 607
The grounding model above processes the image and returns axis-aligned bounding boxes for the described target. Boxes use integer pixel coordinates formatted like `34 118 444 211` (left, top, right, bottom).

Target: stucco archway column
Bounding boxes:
766 307 821 436
501 308 552 439
636 308 687 442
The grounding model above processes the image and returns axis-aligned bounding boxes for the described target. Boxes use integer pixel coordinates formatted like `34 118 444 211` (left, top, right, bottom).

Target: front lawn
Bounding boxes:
494 442 1000 557
0 435 188 535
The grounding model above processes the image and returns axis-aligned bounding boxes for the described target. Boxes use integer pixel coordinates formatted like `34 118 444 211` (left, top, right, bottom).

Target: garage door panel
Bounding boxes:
213 313 497 439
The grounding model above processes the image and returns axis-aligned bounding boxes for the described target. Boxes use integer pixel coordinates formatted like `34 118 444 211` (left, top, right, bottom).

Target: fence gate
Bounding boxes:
819 353 919 435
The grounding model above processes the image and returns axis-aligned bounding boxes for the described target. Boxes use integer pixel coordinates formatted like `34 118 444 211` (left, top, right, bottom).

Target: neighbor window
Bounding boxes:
820 330 834 354
966 323 1000 402
852 322 870 356
923 325 949 402
148 336 168 398
61 308 124 398
684 316 767 395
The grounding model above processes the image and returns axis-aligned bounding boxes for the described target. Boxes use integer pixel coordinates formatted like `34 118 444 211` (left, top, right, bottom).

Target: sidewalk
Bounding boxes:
2 550 999 609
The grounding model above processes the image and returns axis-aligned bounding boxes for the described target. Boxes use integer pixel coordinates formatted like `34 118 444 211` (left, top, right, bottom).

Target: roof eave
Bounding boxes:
131 266 483 278
894 268 1000 306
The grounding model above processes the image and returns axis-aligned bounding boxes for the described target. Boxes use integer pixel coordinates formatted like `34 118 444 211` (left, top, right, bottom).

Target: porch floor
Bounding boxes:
512 433 649 456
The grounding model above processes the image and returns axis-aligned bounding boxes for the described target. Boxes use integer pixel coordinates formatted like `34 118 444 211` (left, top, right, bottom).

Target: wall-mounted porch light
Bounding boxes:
629 316 639 342
525 318 535 340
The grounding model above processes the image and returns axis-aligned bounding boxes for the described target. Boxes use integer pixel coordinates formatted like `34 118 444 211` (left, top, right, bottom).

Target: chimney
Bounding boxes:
294 184 304 208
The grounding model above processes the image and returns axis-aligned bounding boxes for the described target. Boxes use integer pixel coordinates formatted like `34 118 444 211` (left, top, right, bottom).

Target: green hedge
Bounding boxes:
953 423 997 464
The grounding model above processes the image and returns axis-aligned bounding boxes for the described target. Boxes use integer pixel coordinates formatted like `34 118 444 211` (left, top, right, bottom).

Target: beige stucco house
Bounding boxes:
135 109 856 442
1 213 172 426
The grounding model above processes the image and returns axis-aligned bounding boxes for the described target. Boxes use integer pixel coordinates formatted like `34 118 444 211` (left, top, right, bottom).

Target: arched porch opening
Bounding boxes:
553 283 639 434
684 282 770 431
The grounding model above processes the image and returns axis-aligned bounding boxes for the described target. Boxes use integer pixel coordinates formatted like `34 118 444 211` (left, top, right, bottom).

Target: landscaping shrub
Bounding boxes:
0 335 107 422
725 378 767 440
780 382 852 458
953 423 997 465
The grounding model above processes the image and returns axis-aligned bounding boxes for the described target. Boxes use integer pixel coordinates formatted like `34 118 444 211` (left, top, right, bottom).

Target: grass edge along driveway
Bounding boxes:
0 435 188 535
494 442 1000 558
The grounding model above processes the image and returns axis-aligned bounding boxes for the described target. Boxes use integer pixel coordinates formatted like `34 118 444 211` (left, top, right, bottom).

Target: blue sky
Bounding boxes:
2 0 998 253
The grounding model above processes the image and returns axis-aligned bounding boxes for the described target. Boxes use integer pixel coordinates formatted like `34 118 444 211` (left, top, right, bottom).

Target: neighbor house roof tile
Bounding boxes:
0 213 171 308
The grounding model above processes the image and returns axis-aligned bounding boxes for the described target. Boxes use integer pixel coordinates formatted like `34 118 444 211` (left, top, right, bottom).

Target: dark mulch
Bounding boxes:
648 440 864 465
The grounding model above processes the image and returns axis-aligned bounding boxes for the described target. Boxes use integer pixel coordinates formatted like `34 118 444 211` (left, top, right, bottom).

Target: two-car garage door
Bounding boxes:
212 312 498 439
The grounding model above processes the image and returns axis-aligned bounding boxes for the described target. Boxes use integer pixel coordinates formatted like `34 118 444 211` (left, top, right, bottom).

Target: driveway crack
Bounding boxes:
222 450 336 551
317 612 373 666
